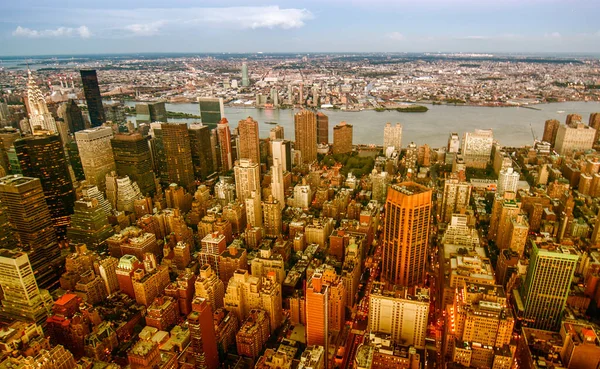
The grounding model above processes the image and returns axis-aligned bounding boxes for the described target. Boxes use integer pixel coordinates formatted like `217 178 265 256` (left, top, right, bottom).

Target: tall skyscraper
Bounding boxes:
75 127 116 191
14 133 76 237
216 118 233 172
271 158 285 210
316 112 329 144
554 121 596 156
237 117 260 163
57 99 86 133
188 124 215 180
294 110 317 164
271 139 292 172
110 132 156 196
25 70 57 133
189 298 220 369
382 182 432 287
66 198 114 251
0 128 21 175
542 119 560 146
516 241 578 331
383 122 403 153
162 123 195 190
234 159 260 202
0 176 61 289
332 121 353 154
198 97 224 126
0 249 52 325
462 129 493 168
262 196 282 237
0 202 17 250
245 191 263 228
241 63 249 87
439 177 471 223
80 70 105 127
135 102 168 124
497 167 519 195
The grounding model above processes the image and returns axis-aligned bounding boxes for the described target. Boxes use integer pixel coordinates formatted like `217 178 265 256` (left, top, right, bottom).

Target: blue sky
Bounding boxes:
1 0 600 55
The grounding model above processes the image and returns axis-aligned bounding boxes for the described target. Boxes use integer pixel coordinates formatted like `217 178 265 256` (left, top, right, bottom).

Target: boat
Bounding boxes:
557 110 565 113
265 121 278 125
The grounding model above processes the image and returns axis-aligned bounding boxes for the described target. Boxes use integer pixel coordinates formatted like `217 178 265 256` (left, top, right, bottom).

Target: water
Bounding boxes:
122 101 600 148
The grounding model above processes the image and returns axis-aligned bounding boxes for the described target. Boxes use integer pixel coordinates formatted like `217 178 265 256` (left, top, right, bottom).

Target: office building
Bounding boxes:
448 132 460 153
246 191 262 228
198 97 224 126
14 133 76 236
382 183 432 287
439 177 471 224
195 264 225 311
462 129 493 169
332 121 353 154
294 110 317 164
80 70 105 127
188 123 215 179
316 112 328 144
0 128 21 175
0 176 61 289
135 102 167 123
271 158 285 209
497 167 520 195
216 118 233 172
543 119 560 146
66 198 113 251
383 122 403 152
369 283 429 348
75 127 116 191
105 172 144 212
237 117 261 163
188 298 220 369
270 125 284 140
241 63 249 87
236 309 271 359
306 265 346 346
110 132 156 196
161 122 195 189
58 99 86 133
515 241 578 331
554 121 596 156
234 159 261 202
263 196 282 237
489 191 522 247
25 70 57 133
272 139 292 172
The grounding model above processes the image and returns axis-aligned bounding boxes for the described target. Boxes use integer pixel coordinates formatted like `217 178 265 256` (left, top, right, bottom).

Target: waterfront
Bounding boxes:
124 101 600 148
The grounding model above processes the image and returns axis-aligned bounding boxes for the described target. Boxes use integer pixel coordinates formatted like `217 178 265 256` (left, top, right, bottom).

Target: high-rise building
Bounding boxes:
332 121 353 155
382 182 432 287
216 118 233 172
80 70 105 127
66 198 114 250
383 122 403 153
189 298 220 369
439 177 471 223
237 117 261 163
462 129 493 168
135 102 167 124
294 110 317 164
245 191 263 228
58 99 86 133
234 159 261 202
369 283 429 348
516 241 578 331
188 124 215 180
25 70 57 133
270 125 284 140
589 112 600 145
489 191 522 248
236 309 271 359
75 127 116 191
447 132 460 153
272 139 292 172
316 112 329 144
195 264 225 311
271 158 285 210
0 176 61 289
0 128 21 175
0 249 52 325
162 122 195 190
543 119 560 146
198 97 224 126
110 132 156 196
497 167 520 195
14 133 75 236
262 196 282 237
0 202 17 250
554 121 596 156
241 63 249 87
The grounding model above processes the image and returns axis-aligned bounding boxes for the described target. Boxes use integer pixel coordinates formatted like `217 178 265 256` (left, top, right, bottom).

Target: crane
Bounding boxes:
530 123 537 143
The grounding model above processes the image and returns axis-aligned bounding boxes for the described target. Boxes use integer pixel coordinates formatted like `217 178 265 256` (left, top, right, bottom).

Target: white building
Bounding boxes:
75 126 116 191
383 122 403 156
462 129 493 169
497 167 520 195
234 159 261 202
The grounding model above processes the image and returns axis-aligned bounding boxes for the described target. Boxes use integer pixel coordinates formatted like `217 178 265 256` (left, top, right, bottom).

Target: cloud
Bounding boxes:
545 32 561 38
13 25 91 38
387 32 405 41
190 6 314 30
124 21 165 36
462 35 489 40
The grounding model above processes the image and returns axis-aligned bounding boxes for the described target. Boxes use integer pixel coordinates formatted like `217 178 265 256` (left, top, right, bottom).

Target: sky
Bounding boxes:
1 0 600 56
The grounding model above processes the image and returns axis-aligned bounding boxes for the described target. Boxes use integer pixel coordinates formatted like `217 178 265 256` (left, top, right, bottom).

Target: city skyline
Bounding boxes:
1 1 600 55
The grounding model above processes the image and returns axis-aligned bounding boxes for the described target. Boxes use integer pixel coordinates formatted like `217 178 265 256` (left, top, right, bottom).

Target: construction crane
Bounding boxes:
530 123 538 143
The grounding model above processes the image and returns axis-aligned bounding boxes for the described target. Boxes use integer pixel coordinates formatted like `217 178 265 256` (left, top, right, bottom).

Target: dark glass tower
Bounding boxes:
14 133 76 238
188 124 215 180
63 99 86 133
110 132 156 196
80 70 105 127
136 102 168 124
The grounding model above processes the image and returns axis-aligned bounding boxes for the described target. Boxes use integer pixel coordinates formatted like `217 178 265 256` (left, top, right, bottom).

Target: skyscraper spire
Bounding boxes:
26 70 57 134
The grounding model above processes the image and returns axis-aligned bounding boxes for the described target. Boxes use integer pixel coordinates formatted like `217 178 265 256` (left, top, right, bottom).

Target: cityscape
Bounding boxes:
2 2 600 369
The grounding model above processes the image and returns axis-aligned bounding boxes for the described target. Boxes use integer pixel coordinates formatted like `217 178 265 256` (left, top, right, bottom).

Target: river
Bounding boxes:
123 101 600 148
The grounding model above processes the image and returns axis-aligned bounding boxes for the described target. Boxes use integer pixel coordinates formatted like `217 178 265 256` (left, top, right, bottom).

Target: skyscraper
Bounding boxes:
294 110 317 164
332 121 353 155
111 132 156 196
241 63 249 87
57 99 86 133
270 125 284 140
189 298 220 369
462 129 493 169
439 177 471 224
162 123 195 190
234 159 261 202
237 117 260 163
316 112 329 144
516 241 578 331
216 118 233 172
135 102 168 124
188 124 215 180
66 198 114 251
0 176 61 289
245 191 262 228
0 249 52 325
75 127 116 191
542 119 560 146
80 70 105 127
25 70 56 133
271 158 285 210
198 97 224 126
589 112 600 145
0 128 21 175
382 182 432 287
271 139 292 172
14 133 76 237
554 121 596 156
262 196 282 237
497 167 519 195
383 122 403 152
